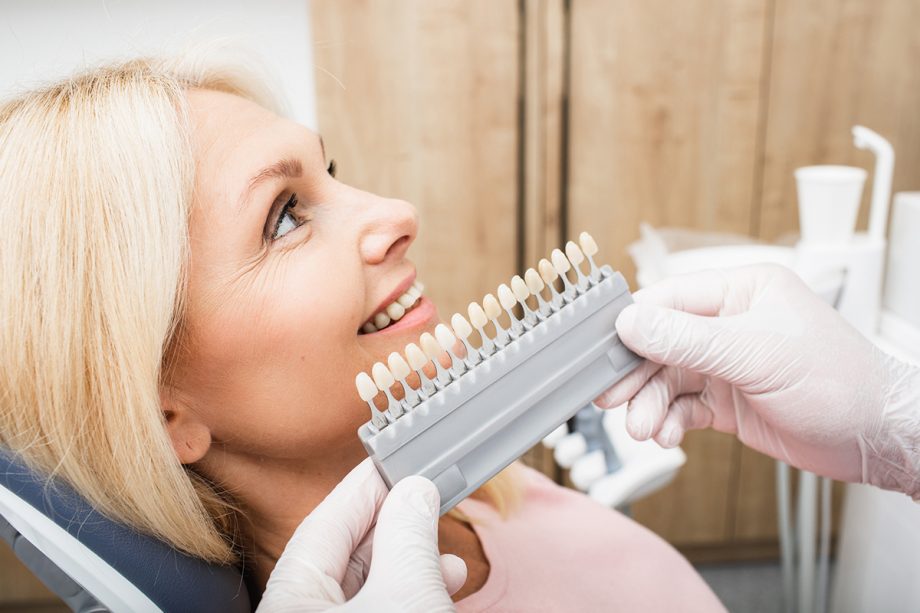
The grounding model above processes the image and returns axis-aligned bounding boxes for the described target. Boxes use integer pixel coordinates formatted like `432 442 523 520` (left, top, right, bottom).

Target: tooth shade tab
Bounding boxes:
372 362 395 390
451 313 473 338
579 231 598 256
420 332 441 359
387 352 411 379
524 268 545 293
565 241 585 265
483 293 502 319
511 276 530 301
405 343 428 370
374 312 391 329
538 258 558 283
355 372 378 401
551 249 571 274
497 284 516 310
435 324 457 351
468 302 488 328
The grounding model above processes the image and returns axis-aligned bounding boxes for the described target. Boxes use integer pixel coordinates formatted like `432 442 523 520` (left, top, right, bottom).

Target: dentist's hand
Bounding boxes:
257 459 466 612
596 265 920 498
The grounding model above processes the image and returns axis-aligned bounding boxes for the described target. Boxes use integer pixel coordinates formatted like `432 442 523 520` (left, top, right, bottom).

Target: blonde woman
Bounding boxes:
0 54 724 611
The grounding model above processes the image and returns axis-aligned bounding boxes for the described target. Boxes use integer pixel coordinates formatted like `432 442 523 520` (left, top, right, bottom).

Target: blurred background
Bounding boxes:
2 1 920 611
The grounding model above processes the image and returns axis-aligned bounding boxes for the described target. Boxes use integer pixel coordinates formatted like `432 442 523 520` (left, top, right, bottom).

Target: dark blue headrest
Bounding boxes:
0 448 251 613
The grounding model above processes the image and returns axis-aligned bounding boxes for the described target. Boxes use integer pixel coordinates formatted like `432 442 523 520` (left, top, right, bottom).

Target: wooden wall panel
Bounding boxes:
566 0 770 283
311 0 521 318
757 0 920 240
565 0 770 546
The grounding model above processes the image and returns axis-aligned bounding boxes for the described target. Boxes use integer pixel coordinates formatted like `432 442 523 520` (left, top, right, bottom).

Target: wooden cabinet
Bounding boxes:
312 0 920 559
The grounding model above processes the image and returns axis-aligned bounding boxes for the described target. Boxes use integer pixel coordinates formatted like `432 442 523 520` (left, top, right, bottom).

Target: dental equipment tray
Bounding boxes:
357 261 642 515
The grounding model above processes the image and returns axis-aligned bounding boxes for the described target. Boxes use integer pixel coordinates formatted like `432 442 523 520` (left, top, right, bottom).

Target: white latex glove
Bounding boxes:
595 264 920 499
257 458 467 612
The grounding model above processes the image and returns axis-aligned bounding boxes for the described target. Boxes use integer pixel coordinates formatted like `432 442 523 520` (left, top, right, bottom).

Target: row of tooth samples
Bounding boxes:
356 231 603 430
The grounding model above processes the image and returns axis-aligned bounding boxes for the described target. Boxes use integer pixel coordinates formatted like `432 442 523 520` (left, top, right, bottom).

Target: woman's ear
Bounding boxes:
160 387 212 465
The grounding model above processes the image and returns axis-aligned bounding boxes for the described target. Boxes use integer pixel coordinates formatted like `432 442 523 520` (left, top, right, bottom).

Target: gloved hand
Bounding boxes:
257 458 467 612
595 264 920 498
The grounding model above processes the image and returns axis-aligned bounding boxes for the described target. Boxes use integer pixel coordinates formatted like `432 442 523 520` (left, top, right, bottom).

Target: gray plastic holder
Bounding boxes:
357 267 642 515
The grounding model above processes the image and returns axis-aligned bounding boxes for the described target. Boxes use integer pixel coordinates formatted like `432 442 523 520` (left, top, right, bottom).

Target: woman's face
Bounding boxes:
168 88 438 462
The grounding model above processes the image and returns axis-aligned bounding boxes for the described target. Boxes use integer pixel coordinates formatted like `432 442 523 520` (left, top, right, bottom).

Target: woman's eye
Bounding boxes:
271 193 302 241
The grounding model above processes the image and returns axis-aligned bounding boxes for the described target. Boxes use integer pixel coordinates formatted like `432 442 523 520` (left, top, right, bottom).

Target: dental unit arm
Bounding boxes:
354 234 643 514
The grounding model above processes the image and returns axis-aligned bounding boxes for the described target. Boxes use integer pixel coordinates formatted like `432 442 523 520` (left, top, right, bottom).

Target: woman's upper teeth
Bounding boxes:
361 281 424 334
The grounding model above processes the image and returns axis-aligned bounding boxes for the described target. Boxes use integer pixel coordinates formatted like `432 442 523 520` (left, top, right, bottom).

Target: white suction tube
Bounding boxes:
852 126 894 240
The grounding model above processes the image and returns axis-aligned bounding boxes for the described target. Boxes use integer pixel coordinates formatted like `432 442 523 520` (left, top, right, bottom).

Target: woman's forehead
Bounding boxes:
187 89 281 172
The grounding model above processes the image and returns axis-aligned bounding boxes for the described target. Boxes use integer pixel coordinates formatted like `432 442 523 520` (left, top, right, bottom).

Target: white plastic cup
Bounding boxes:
795 165 867 245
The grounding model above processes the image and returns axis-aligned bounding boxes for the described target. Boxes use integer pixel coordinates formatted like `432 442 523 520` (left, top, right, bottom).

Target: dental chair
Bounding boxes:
0 447 250 612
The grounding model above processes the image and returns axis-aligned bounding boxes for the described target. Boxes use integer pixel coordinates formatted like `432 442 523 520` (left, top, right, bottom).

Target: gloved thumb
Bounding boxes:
616 302 735 378
354 476 460 612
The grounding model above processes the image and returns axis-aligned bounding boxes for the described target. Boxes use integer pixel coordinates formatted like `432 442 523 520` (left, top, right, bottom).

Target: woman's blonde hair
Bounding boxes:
0 50 518 565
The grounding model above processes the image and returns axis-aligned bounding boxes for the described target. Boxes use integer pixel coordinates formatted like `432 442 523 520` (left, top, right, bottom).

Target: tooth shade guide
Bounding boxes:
357 255 643 516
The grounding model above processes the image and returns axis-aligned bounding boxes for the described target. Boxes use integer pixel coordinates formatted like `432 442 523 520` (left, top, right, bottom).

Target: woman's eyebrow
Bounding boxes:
236 157 303 214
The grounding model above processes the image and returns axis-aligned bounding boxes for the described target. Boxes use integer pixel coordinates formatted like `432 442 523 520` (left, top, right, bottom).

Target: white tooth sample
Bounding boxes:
372 361 395 390
579 231 598 256
420 332 452 386
538 258 564 309
372 361 404 418
362 322 378 334
482 293 502 319
435 323 467 375
551 248 571 274
405 342 436 397
356 371 388 430
565 241 585 265
388 351 419 407
511 275 538 326
397 293 416 308
579 231 602 281
356 371 378 401
386 302 406 320
525 267 552 317
497 284 523 337
467 301 495 356
497 284 516 309
482 293 510 347
538 258 559 284
374 312 391 329
565 241 590 290
551 248 577 299
451 312 482 365
405 342 428 369
388 352 411 379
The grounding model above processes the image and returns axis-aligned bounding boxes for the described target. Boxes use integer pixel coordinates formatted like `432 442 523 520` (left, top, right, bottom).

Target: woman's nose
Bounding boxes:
358 195 418 265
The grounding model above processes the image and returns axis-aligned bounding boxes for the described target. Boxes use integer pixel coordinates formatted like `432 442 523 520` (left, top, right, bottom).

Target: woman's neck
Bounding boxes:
203 440 368 592
202 440 491 601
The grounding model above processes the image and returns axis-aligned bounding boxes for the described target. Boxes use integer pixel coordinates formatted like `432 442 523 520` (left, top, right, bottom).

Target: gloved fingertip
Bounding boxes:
392 475 440 520
627 409 652 440
439 554 468 596
656 423 683 448
615 303 638 338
